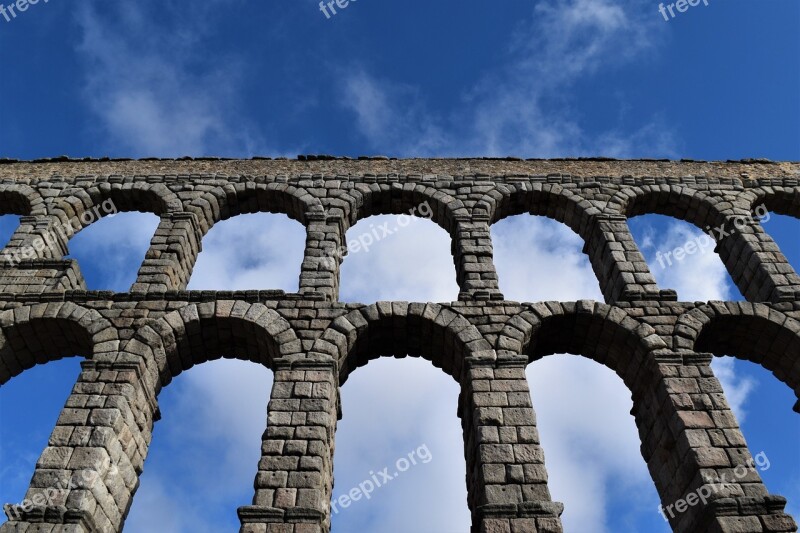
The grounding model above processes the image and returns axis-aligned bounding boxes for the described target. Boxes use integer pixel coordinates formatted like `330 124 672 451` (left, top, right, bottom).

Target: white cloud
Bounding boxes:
332 358 469 533
126 360 274 533
637 218 732 302
188 213 306 292
340 71 448 156
74 1 271 157
491 216 603 302
339 215 460 302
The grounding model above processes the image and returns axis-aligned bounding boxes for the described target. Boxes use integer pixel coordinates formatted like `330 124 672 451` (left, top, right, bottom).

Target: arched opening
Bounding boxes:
0 310 98 526
503 304 681 531
321 304 486 529
332 357 468 531
628 214 739 301
66 211 160 291
491 215 601 302
126 306 292 529
189 213 305 291
339 214 458 302
527 355 668 532
125 359 273 531
0 358 82 525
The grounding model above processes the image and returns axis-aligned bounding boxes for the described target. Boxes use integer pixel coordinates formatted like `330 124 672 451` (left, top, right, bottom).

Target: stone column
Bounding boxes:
0 215 86 293
715 218 800 303
238 362 339 533
634 353 796 532
298 208 343 302
455 211 504 302
585 214 677 303
460 360 563 533
132 213 203 292
1 360 159 533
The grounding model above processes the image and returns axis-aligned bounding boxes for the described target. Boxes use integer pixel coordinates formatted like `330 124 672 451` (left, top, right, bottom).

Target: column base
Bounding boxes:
1 506 95 532
474 501 564 533
238 506 327 533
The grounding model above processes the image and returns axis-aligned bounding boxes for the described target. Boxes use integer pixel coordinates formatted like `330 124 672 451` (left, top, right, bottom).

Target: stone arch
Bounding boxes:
342 182 467 237
606 185 794 301
497 301 669 392
674 303 800 407
0 302 117 384
130 301 302 387
51 182 181 230
607 184 729 229
479 182 600 237
187 181 318 235
311 302 494 384
747 185 800 219
0 184 46 216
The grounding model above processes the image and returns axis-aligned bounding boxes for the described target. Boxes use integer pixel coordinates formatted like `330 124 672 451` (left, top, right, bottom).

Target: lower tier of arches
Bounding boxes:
0 297 798 533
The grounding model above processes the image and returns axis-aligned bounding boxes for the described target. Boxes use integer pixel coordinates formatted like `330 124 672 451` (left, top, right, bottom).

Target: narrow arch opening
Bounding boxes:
332 357 469 531
628 214 740 301
339 214 458 302
0 215 21 250
66 212 160 291
0 358 83 525
125 360 273 531
491 216 601 302
190 213 305 291
760 211 800 274
526 355 668 531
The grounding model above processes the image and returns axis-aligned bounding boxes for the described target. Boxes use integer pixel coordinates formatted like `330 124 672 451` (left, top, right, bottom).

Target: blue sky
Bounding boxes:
0 1 799 532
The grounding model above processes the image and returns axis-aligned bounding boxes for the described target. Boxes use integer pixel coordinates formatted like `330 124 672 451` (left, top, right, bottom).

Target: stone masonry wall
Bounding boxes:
0 158 797 532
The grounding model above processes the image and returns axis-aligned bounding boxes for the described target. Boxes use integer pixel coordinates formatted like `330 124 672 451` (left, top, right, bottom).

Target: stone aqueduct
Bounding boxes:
0 158 797 533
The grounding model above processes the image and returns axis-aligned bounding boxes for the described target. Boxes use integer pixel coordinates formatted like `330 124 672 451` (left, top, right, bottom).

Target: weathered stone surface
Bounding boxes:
0 159 797 533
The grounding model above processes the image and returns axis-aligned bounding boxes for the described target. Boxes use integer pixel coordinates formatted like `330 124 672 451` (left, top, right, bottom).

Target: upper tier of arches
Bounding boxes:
0 177 795 304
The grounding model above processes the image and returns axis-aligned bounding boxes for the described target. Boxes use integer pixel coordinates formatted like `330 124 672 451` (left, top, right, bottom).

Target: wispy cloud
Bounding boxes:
339 0 677 157
74 1 269 157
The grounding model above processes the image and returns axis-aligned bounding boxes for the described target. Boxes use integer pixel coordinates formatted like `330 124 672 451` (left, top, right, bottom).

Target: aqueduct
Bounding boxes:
0 157 798 532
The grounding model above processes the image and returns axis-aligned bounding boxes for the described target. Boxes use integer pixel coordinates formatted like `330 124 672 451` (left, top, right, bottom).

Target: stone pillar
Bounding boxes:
455 211 504 301
585 214 677 303
0 216 87 293
0 215 68 262
460 360 563 533
634 353 796 533
132 213 203 292
298 209 343 302
1 360 159 533
238 362 339 533
715 218 800 303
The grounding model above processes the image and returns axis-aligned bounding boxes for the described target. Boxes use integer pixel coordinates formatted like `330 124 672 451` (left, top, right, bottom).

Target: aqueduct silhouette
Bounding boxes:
0 158 798 532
